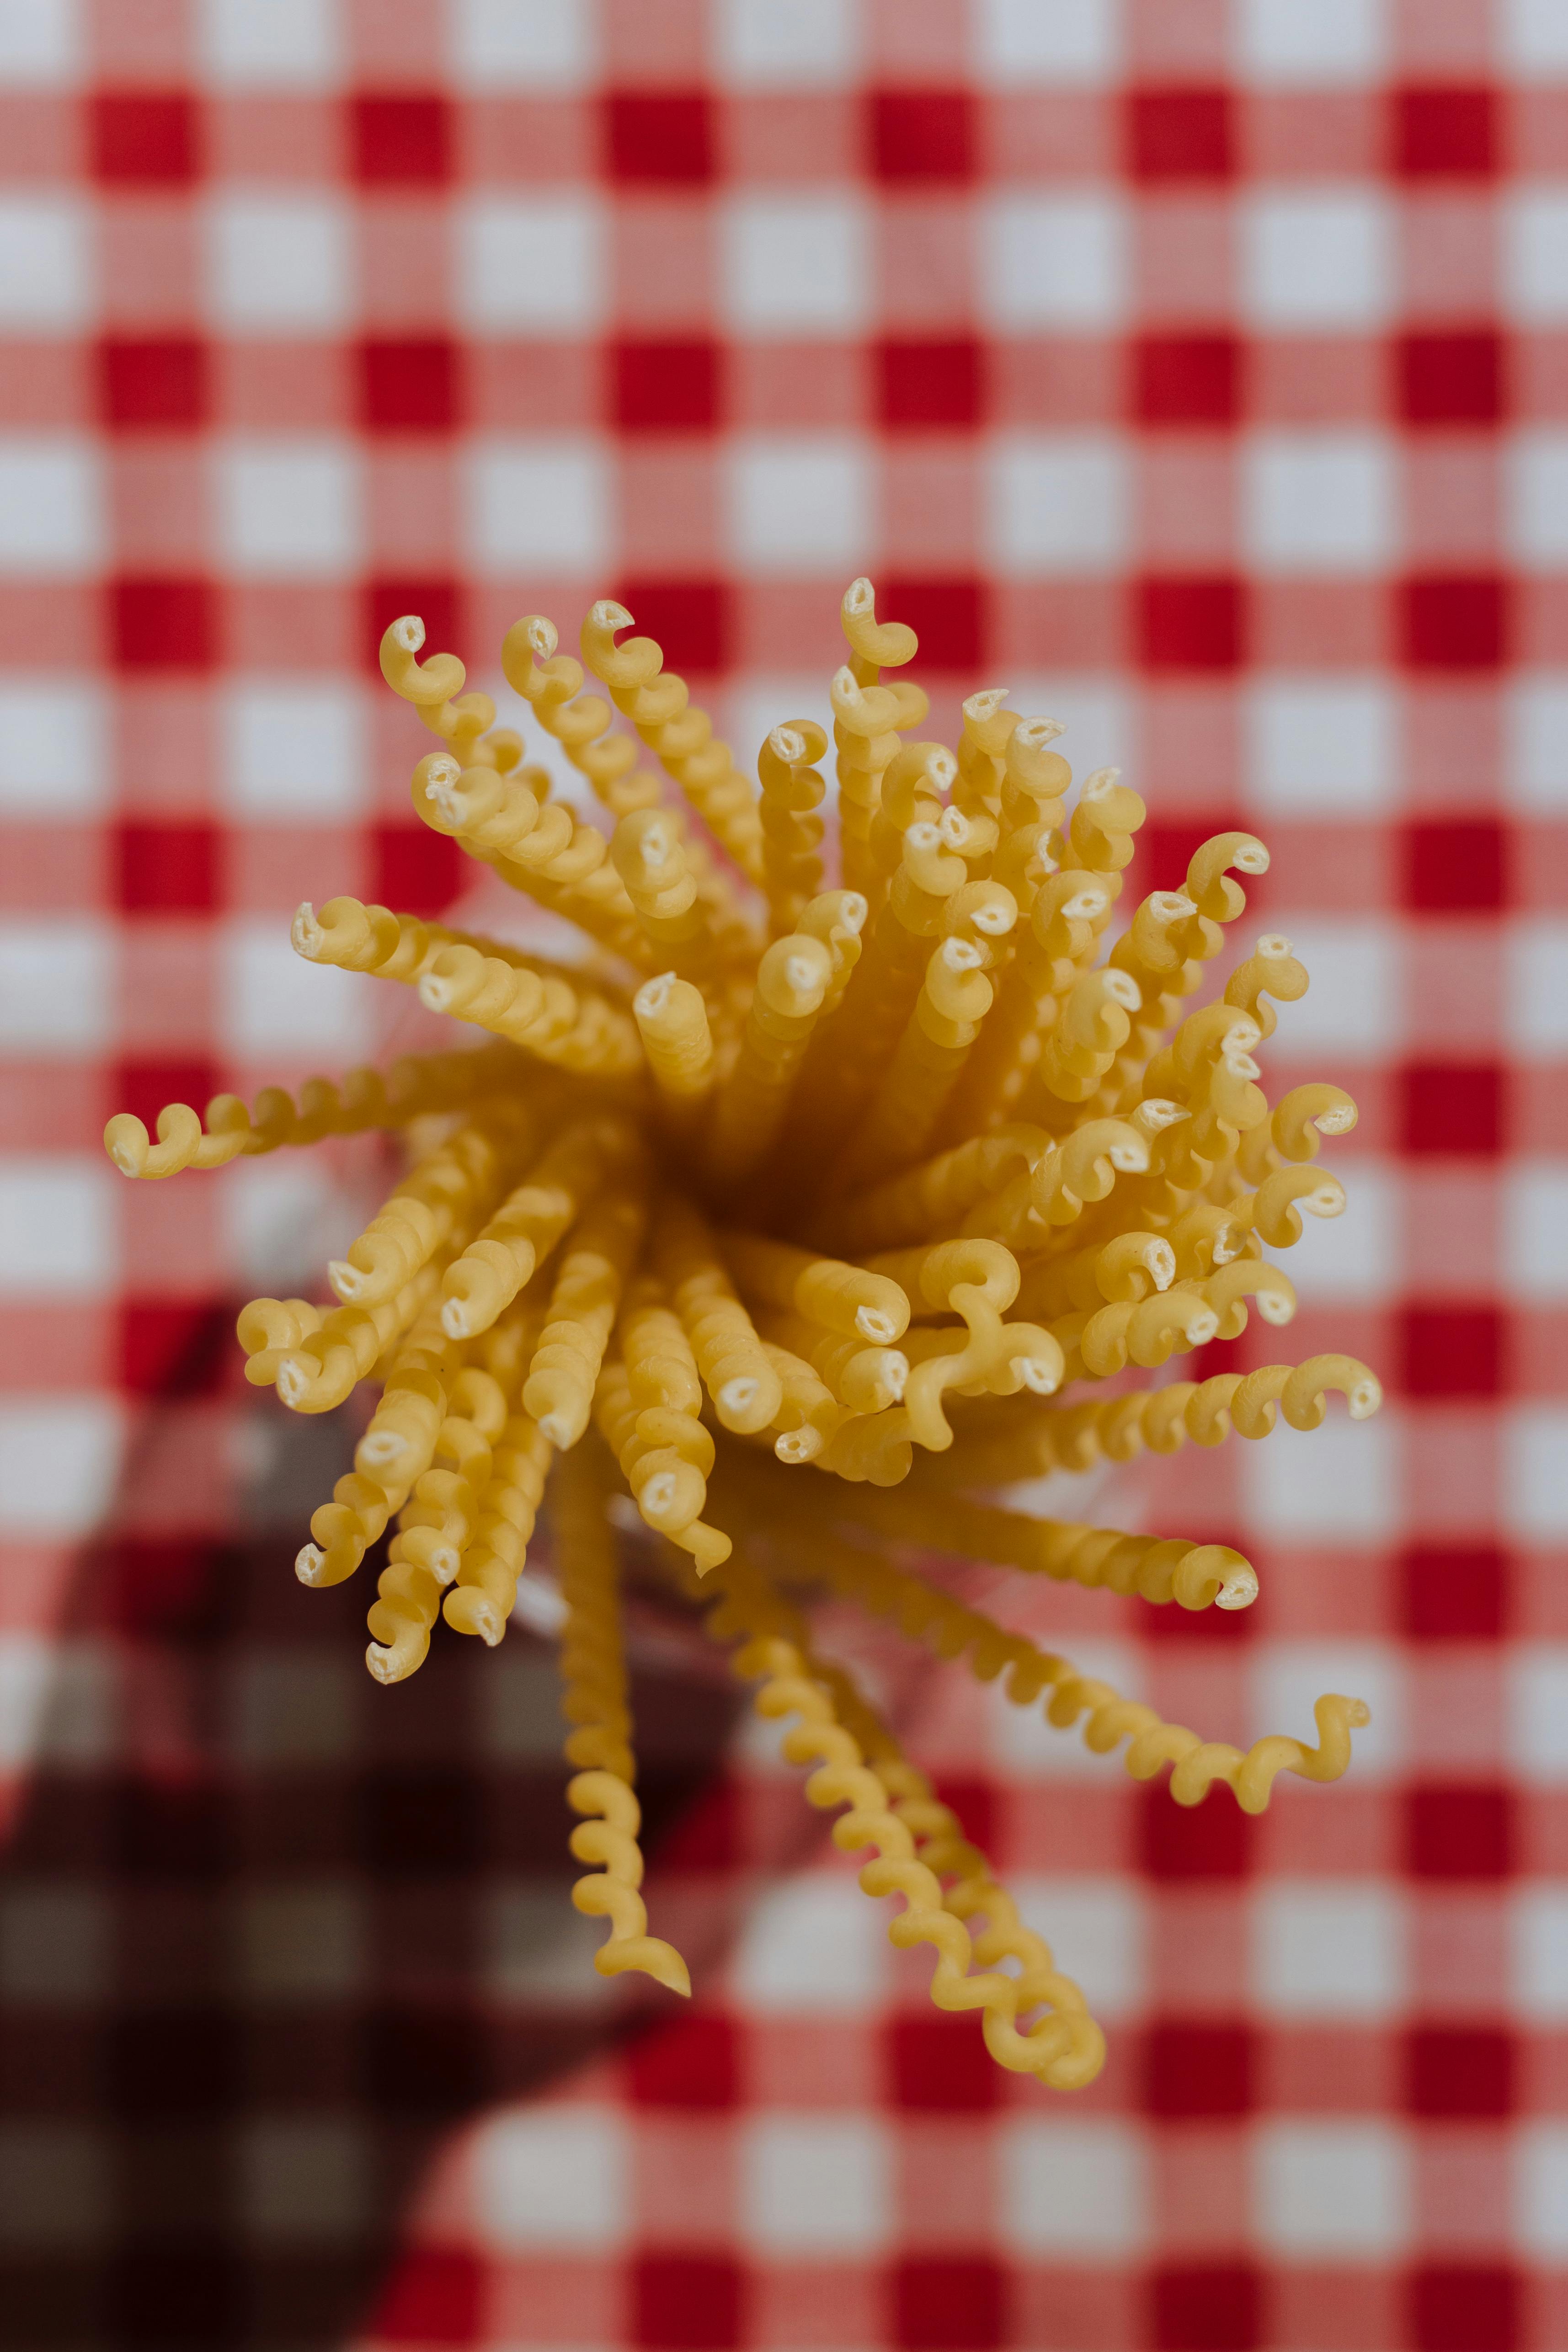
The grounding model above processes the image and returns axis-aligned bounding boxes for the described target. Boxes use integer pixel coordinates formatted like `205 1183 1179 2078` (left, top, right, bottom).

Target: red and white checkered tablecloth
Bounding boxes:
3 2 1568 2348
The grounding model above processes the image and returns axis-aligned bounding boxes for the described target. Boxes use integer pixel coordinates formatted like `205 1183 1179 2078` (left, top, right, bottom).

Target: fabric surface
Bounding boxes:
2 2 1568 2348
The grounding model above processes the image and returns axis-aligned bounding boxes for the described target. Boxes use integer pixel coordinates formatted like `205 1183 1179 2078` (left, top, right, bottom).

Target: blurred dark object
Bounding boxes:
0 1305 752 2352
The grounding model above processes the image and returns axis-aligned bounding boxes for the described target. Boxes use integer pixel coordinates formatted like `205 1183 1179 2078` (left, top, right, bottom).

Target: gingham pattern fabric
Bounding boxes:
2 2 1568 2347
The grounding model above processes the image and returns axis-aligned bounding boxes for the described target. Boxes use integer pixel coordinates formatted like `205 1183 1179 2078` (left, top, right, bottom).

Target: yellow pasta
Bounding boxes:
632 971 717 1109
501 610 653 817
719 1231 910 1345
733 1501 1361 1810
365 1365 509 1683
689 1544 1104 2084
704 931 833 1185
594 1275 731 1573
578 598 764 881
440 1117 636 1340
757 719 828 935
103 577 1382 2080
834 576 922 903
555 1446 691 1994
104 1042 521 1176
410 748 645 963
524 1185 648 1449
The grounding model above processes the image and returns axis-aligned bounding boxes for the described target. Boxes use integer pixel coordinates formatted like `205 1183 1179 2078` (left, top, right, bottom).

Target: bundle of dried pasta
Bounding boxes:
104 578 1384 2085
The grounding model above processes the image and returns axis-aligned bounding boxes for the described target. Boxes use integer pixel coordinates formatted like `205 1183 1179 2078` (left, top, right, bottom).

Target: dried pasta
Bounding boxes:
555 1445 691 1995
105 582 1384 2086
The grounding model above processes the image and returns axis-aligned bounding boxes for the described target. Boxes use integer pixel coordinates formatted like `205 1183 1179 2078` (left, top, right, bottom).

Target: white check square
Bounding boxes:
981 192 1128 329
238 1886 365 2001
0 0 83 81
1257 2122 1409 2255
988 1640 1142 1778
453 0 596 85
206 195 353 333
222 918 371 1056
1278 1156 1401 1304
1001 2119 1148 2251
1507 432 1568 568
0 1158 116 1296
741 2117 890 2252
732 1875 885 2011
0 197 91 328
1010 1877 1145 2018
1241 190 1392 329
987 435 1129 572
0 920 110 1053
1252 1881 1406 2018
1504 189 1568 322
1253 1642 1403 1781
728 435 873 573
219 439 362 576
1513 1886 1568 2020
1508 1650 1568 1781
976 0 1120 79
1244 675 1397 814
457 196 608 333
199 0 339 81
1236 0 1385 80
240 2117 367 2239
1243 432 1396 572
466 437 611 573
1508 921 1568 1054
1262 917 1401 1051
1240 1413 1398 1541
0 1636 117 1772
229 1650 358 1766
721 195 871 336
716 0 859 82
0 437 102 572
1517 2126 1568 2255
222 681 367 818
0 1883 109 2003
1505 0 1568 66
1506 673 1568 810
0 2125 109 2248
1505 1409 1568 1537
0 675 107 816
1504 1163 1568 1300
475 2108 628 2247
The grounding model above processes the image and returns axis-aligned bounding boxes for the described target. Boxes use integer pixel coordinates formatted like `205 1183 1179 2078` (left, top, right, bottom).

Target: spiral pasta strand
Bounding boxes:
705 931 835 1186
501 611 653 817
578 599 764 882
694 1548 1104 2087
837 882 1020 1187
655 1194 784 1436
364 1365 509 1682
758 719 828 936
735 1501 1364 1813
103 1043 521 1176
443 1403 553 1645
782 1475 1258 1612
631 971 717 1110
408 740 646 967
594 1274 731 1572
440 1116 638 1341
834 578 923 907
524 1184 649 1450
555 1446 692 1995
719 1232 911 1346
325 1113 520 1309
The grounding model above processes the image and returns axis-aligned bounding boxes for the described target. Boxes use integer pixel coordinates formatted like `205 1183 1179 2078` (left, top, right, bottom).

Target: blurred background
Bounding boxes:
2 1 1568 2348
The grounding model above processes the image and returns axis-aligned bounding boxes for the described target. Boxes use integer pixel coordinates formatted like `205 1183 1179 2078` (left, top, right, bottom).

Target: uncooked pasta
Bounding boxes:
105 578 1381 2088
